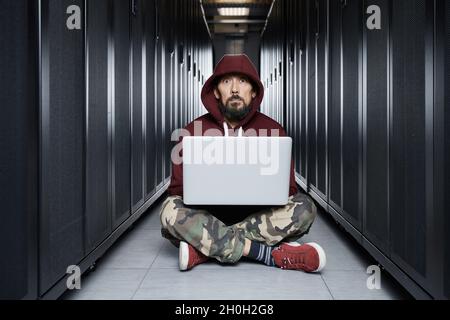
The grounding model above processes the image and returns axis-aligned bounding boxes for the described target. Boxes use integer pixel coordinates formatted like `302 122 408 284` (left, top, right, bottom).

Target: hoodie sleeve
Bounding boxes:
288 157 298 196
278 127 299 197
167 136 184 197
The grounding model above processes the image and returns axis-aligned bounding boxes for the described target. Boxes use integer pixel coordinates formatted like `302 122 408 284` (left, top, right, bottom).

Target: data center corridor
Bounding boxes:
61 196 410 300
1 0 449 301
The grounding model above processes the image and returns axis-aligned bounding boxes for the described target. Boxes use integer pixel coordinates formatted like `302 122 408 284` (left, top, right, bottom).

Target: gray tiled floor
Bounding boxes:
62 196 412 300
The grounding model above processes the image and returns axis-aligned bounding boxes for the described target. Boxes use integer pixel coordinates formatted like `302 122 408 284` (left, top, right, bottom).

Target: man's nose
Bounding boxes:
231 79 239 94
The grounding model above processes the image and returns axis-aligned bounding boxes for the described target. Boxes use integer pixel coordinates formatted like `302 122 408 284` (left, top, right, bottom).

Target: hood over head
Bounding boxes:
201 54 265 128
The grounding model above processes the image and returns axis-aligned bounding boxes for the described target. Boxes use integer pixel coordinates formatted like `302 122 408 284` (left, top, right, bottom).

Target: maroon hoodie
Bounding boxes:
168 54 298 198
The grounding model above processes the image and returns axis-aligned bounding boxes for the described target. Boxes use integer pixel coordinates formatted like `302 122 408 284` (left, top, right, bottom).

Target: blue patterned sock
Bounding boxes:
246 241 276 267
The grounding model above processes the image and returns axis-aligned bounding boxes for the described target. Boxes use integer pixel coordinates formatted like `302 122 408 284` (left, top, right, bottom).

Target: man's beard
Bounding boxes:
218 96 252 122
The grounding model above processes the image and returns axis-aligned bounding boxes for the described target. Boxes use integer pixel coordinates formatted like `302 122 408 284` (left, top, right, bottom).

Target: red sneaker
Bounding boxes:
272 242 326 273
179 241 209 271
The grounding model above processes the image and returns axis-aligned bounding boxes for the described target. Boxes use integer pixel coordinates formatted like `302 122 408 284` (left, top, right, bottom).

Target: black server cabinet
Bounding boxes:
39 0 85 295
270 7 275 121
179 0 187 129
85 0 111 251
390 0 434 294
279 4 284 124
144 0 156 200
328 0 342 210
307 0 317 192
179 0 186 129
197 2 202 118
290 0 296 174
187 3 193 124
285 0 294 157
0 0 213 300
339 0 362 229
274 13 278 122
176 0 182 129
262 37 267 117
363 0 390 254
293 0 302 181
299 0 308 185
112 0 132 228
185 39 189 125
269 7 275 121
261 0 448 300
171 1 177 137
192 3 197 121
170 0 179 174
131 0 145 212
295 0 306 186
315 0 328 199
435 0 448 300
443 0 450 300
276 3 283 125
0 0 39 300
164 0 173 181
186 1 191 127
154 0 163 187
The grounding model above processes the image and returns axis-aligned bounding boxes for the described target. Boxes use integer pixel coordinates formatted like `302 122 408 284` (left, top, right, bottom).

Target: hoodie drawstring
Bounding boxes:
223 122 229 137
223 122 243 137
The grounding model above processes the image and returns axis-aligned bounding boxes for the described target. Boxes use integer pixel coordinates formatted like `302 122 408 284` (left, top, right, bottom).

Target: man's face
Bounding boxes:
214 73 257 121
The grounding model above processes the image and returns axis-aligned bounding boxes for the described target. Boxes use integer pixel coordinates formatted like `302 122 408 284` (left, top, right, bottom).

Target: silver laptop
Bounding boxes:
182 136 292 205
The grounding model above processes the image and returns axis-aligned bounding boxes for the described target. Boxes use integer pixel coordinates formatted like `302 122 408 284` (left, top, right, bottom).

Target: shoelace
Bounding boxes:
279 249 306 269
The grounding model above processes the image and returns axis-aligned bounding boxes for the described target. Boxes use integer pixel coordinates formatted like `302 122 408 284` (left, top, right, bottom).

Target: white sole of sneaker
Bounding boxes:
285 242 302 246
179 241 189 271
305 242 327 272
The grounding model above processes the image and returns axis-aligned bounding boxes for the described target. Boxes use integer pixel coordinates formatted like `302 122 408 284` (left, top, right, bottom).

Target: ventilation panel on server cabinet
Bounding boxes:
364 0 390 253
39 0 85 295
390 0 428 280
85 0 111 251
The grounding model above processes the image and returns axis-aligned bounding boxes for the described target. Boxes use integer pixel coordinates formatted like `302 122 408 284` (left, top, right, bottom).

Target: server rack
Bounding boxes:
0 0 213 299
261 0 449 300
0 0 39 300
440 0 450 300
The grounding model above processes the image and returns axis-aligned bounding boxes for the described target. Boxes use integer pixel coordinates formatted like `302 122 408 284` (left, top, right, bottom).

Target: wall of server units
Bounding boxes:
261 0 449 300
0 0 212 299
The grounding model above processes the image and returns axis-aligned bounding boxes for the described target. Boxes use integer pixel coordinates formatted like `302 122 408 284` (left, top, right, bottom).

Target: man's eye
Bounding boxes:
223 79 230 84
240 79 247 83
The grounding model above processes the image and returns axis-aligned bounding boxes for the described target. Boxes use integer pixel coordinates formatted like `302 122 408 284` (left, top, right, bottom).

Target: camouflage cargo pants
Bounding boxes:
159 192 317 264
